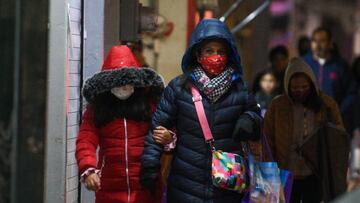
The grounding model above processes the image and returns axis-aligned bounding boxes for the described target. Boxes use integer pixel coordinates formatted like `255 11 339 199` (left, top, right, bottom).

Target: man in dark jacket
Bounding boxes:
140 19 262 203
303 27 357 115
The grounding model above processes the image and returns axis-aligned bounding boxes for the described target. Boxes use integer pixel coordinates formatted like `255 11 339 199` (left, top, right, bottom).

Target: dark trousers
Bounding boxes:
290 175 322 203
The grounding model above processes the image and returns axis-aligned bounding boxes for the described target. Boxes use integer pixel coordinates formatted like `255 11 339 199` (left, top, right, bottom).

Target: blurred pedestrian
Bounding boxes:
252 69 279 117
264 58 345 203
303 27 357 115
141 19 262 203
269 45 290 94
297 36 311 57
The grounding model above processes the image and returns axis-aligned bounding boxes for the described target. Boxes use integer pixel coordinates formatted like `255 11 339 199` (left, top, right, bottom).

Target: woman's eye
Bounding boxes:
204 49 214 54
218 50 226 56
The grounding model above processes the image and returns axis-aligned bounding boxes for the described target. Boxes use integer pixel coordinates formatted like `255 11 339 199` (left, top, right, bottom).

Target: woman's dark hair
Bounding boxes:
289 73 323 113
252 69 278 94
179 42 205 90
179 68 196 90
92 88 153 127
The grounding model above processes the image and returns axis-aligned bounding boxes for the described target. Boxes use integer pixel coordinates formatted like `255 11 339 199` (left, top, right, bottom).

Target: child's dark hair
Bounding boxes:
92 88 153 127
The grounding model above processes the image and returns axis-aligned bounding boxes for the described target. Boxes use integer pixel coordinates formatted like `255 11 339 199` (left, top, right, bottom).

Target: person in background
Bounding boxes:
343 57 360 134
140 19 262 203
303 27 357 117
297 36 311 57
252 69 279 117
264 58 345 203
269 45 290 94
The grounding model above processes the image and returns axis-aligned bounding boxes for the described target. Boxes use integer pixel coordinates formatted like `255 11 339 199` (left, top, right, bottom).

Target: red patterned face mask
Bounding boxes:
198 54 228 77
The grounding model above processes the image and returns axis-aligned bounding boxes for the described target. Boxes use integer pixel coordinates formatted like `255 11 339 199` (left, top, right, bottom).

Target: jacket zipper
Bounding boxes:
124 118 131 203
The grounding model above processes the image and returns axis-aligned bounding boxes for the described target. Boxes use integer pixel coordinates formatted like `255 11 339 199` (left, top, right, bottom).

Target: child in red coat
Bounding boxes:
76 45 171 203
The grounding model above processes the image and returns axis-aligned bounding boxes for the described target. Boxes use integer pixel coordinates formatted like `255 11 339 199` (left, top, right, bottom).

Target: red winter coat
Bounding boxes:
76 107 162 203
76 45 164 203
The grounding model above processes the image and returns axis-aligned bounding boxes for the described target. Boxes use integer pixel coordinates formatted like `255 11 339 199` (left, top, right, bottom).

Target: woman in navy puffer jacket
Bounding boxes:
141 19 262 203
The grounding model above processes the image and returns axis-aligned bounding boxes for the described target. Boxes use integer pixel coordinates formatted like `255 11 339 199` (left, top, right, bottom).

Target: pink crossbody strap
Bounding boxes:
191 85 214 142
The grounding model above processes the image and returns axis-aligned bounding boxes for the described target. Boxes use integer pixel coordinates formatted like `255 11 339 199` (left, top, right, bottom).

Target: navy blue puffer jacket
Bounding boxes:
141 19 262 203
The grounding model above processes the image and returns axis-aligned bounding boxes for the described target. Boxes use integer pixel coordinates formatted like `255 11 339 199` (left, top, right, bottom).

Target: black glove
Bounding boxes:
232 114 259 142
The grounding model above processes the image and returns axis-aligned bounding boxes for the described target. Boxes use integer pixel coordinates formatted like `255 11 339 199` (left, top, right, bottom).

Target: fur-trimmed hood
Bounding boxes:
82 45 164 104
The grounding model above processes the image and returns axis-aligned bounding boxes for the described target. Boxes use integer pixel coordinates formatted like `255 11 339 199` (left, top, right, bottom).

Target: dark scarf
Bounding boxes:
192 67 234 103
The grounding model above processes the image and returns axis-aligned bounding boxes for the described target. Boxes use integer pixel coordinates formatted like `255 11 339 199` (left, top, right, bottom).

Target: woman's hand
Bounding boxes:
153 126 173 145
84 173 101 191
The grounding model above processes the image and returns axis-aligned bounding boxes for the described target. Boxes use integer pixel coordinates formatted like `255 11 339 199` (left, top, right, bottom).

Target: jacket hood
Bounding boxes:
284 57 319 95
82 45 164 104
181 19 242 80
101 45 140 71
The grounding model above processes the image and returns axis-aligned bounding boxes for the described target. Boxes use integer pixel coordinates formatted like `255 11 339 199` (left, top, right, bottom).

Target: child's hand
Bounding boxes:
153 126 173 145
84 173 101 191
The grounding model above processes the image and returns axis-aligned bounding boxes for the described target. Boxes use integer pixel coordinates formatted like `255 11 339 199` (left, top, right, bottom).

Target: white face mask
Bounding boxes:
111 85 135 100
